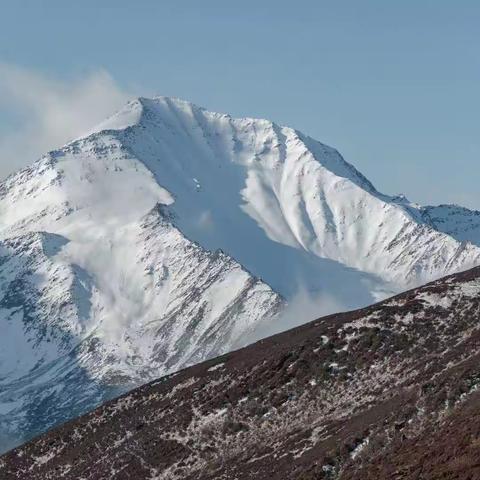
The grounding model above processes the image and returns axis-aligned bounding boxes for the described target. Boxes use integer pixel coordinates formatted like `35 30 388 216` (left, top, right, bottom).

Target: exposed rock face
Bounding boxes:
3 266 480 479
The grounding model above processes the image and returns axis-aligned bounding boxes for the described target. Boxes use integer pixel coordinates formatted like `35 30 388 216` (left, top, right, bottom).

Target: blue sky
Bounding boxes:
1 1 480 207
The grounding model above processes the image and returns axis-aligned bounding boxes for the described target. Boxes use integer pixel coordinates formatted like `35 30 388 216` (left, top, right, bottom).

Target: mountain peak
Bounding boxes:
87 96 217 136
86 96 377 192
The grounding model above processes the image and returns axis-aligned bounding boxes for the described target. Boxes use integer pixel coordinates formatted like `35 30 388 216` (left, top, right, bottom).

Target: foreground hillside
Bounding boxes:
3 266 480 479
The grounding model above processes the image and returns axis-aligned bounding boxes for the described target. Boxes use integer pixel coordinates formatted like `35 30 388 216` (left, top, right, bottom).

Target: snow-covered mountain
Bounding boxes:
86 97 480 299
1 96 480 452
421 203 480 245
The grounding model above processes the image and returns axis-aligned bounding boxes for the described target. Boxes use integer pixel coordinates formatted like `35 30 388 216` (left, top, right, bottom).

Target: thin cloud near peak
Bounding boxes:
0 63 132 180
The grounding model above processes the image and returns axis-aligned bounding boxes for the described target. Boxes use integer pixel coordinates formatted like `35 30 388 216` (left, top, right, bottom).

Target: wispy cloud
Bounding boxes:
237 286 348 347
0 63 132 179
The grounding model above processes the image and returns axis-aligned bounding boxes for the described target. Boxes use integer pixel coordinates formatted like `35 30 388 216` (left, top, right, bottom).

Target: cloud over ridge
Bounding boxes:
0 63 131 179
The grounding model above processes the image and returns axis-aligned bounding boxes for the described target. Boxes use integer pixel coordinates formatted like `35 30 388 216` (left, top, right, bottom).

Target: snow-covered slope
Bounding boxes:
1 95 480 452
421 203 480 245
97 98 480 294
0 214 280 451
0 130 283 451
